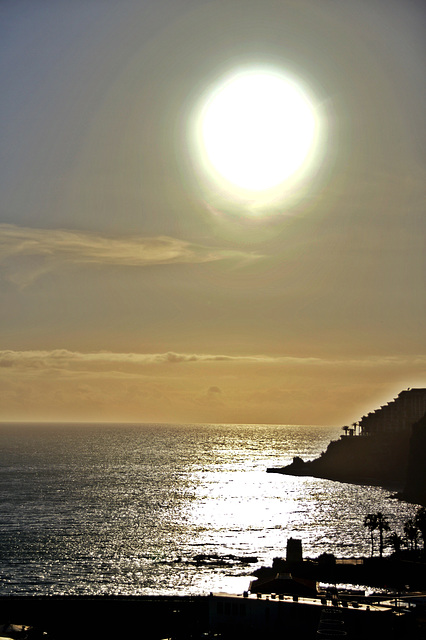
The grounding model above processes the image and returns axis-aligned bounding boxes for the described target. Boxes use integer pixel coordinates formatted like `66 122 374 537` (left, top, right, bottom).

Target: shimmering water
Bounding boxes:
0 422 418 596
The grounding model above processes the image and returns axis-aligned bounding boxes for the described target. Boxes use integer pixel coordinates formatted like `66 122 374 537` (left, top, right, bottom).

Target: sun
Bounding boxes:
191 68 321 206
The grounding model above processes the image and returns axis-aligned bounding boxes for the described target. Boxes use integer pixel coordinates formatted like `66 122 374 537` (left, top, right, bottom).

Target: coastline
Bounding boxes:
3 554 426 640
267 454 426 508
266 393 426 508
250 554 426 593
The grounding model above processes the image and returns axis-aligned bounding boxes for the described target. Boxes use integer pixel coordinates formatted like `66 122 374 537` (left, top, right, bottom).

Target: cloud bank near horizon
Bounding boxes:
1 348 424 425
1 348 424 371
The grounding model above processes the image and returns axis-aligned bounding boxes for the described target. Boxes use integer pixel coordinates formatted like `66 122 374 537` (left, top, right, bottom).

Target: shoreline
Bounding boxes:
3 554 426 639
267 464 426 508
250 554 426 592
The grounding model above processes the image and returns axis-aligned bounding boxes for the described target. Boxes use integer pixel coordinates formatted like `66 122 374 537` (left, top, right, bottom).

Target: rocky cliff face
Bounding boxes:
402 413 426 505
268 415 426 504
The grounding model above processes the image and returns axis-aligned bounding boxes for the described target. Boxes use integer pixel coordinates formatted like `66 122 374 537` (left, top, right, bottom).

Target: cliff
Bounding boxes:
268 431 410 488
401 413 426 505
268 408 426 505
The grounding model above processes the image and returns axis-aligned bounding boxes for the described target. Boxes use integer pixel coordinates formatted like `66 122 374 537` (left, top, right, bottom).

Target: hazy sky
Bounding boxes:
1 0 425 425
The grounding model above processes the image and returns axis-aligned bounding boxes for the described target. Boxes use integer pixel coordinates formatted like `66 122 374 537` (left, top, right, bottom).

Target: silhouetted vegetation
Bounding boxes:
375 512 390 558
404 518 419 551
363 512 390 558
363 513 379 557
364 507 426 558
387 531 403 555
414 506 426 549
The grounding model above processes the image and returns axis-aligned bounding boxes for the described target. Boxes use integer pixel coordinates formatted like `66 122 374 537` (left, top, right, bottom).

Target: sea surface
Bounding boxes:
0 422 419 596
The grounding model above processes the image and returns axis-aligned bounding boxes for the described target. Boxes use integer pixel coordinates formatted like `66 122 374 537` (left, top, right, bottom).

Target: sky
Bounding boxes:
1 0 425 426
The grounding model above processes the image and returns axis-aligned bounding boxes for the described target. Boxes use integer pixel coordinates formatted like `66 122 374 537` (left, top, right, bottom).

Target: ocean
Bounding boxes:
0 422 418 596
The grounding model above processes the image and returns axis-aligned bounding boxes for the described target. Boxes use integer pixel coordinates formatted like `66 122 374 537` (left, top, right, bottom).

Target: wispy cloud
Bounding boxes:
1 349 425 372
0 349 289 370
0 224 258 286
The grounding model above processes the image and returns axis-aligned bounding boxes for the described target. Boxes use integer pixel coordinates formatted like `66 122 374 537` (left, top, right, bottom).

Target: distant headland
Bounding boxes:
268 388 426 505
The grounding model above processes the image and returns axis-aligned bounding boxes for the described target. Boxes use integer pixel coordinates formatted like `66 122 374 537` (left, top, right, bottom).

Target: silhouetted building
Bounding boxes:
357 389 426 437
208 592 405 639
286 537 303 563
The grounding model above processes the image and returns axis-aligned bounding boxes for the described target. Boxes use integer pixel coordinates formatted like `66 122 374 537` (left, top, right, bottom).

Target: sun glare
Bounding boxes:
191 68 322 210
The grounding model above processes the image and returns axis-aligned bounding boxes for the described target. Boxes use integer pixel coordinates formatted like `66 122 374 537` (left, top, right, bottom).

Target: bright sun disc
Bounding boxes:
196 69 318 195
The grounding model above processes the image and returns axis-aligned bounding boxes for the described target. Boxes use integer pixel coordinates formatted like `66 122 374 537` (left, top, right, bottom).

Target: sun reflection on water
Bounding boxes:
0 423 419 595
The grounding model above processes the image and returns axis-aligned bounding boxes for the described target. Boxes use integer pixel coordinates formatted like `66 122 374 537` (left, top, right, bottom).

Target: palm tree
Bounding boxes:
363 512 390 558
388 532 403 555
414 507 426 551
376 512 390 558
364 514 378 557
404 519 418 551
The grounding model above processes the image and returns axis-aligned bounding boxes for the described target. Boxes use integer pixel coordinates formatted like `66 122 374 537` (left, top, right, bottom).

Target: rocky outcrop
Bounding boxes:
268 415 426 504
267 431 410 488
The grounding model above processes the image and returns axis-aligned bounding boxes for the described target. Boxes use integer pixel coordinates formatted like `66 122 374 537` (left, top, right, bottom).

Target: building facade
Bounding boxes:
355 389 426 436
